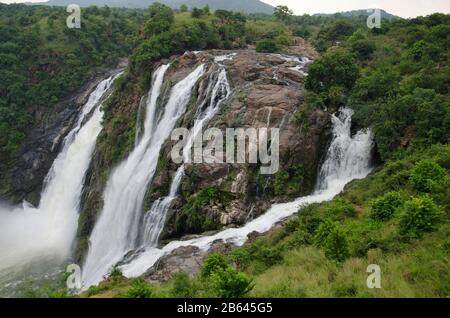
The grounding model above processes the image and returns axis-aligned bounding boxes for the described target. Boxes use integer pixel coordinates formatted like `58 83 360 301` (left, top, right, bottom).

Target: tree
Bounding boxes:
305 48 360 94
274 5 293 23
191 7 203 18
203 5 210 15
180 4 188 12
144 3 174 37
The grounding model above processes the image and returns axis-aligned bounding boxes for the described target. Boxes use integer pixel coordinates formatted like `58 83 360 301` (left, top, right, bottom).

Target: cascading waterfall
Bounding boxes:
120 107 373 278
141 67 231 247
81 64 206 288
0 73 121 281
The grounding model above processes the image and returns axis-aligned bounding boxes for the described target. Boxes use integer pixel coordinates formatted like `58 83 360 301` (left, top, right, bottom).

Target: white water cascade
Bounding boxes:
142 67 231 247
120 107 373 278
0 73 121 280
81 64 206 288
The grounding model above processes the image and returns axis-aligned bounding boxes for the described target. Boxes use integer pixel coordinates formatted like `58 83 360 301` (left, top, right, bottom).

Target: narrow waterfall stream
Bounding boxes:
0 72 122 291
81 64 207 288
119 107 373 279
142 67 231 247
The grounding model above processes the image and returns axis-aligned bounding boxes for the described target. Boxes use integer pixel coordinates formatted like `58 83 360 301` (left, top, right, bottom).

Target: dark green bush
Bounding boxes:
201 253 229 278
256 39 280 53
398 195 443 238
201 253 253 298
171 272 193 298
209 267 254 298
124 279 153 298
369 191 406 221
326 197 357 219
410 159 447 193
314 220 349 262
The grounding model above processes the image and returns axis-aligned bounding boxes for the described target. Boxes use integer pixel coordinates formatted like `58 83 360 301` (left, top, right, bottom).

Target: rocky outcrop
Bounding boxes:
145 48 331 240
76 43 331 264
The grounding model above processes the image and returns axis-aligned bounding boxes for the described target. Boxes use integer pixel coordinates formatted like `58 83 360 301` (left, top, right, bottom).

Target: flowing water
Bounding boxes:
141 67 231 248
0 51 374 294
0 73 122 292
119 107 373 278
81 64 206 288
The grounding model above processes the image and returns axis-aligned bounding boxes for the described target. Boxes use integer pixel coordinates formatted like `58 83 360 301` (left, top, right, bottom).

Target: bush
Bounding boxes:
109 265 124 283
201 253 253 298
171 272 193 298
398 195 443 238
305 48 360 94
350 39 376 60
369 191 406 221
209 267 254 298
314 220 349 262
327 197 356 219
201 253 229 278
124 279 153 298
256 39 280 53
323 227 350 262
410 159 447 193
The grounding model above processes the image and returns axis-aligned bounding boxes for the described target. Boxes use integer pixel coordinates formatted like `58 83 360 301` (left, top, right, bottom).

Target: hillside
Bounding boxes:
314 9 400 20
36 0 274 14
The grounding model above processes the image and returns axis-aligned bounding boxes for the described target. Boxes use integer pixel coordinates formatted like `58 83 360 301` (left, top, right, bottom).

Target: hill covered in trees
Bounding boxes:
35 0 274 14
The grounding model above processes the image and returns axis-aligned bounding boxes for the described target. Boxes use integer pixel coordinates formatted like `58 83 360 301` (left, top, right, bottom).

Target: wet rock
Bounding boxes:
144 246 203 282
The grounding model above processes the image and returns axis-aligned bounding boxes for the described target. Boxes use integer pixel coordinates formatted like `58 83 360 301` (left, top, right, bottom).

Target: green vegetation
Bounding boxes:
369 191 406 221
0 4 143 165
79 144 449 297
82 253 253 298
174 187 235 235
300 14 450 160
130 4 291 71
398 195 444 239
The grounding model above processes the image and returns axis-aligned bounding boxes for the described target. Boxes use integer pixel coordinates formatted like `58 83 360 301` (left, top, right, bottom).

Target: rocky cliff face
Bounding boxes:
0 65 125 206
75 42 331 264
149 49 331 241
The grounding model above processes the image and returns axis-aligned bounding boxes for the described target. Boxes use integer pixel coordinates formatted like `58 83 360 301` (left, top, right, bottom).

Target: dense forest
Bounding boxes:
0 4 144 166
0 3 448 298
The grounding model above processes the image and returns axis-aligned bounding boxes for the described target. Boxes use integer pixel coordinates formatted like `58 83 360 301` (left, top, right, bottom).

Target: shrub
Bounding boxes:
201 253 229 278
171 272 193 298
369 191 406 221
256 39 280 53
109 265 124 283
323 227 350 262
350 39 376 60
305 48 359 94
209 267 254 298
201 253 253 298
327 197 356 219
398 195 443 238
314 219 338 247
124 279 153 298
410 159 447 193
314 220 349 262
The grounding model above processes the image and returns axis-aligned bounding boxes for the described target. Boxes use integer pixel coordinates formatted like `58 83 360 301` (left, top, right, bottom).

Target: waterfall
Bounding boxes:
141 67 231 247
120 107 373 278
81 64 206 288
0 73 121 280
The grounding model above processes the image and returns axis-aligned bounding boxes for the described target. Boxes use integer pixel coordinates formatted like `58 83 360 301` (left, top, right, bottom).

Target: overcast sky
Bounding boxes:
261 0 450 18
1 0 450 18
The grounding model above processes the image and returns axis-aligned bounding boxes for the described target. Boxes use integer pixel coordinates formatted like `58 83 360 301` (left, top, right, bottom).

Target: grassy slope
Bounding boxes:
80 145 449 298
